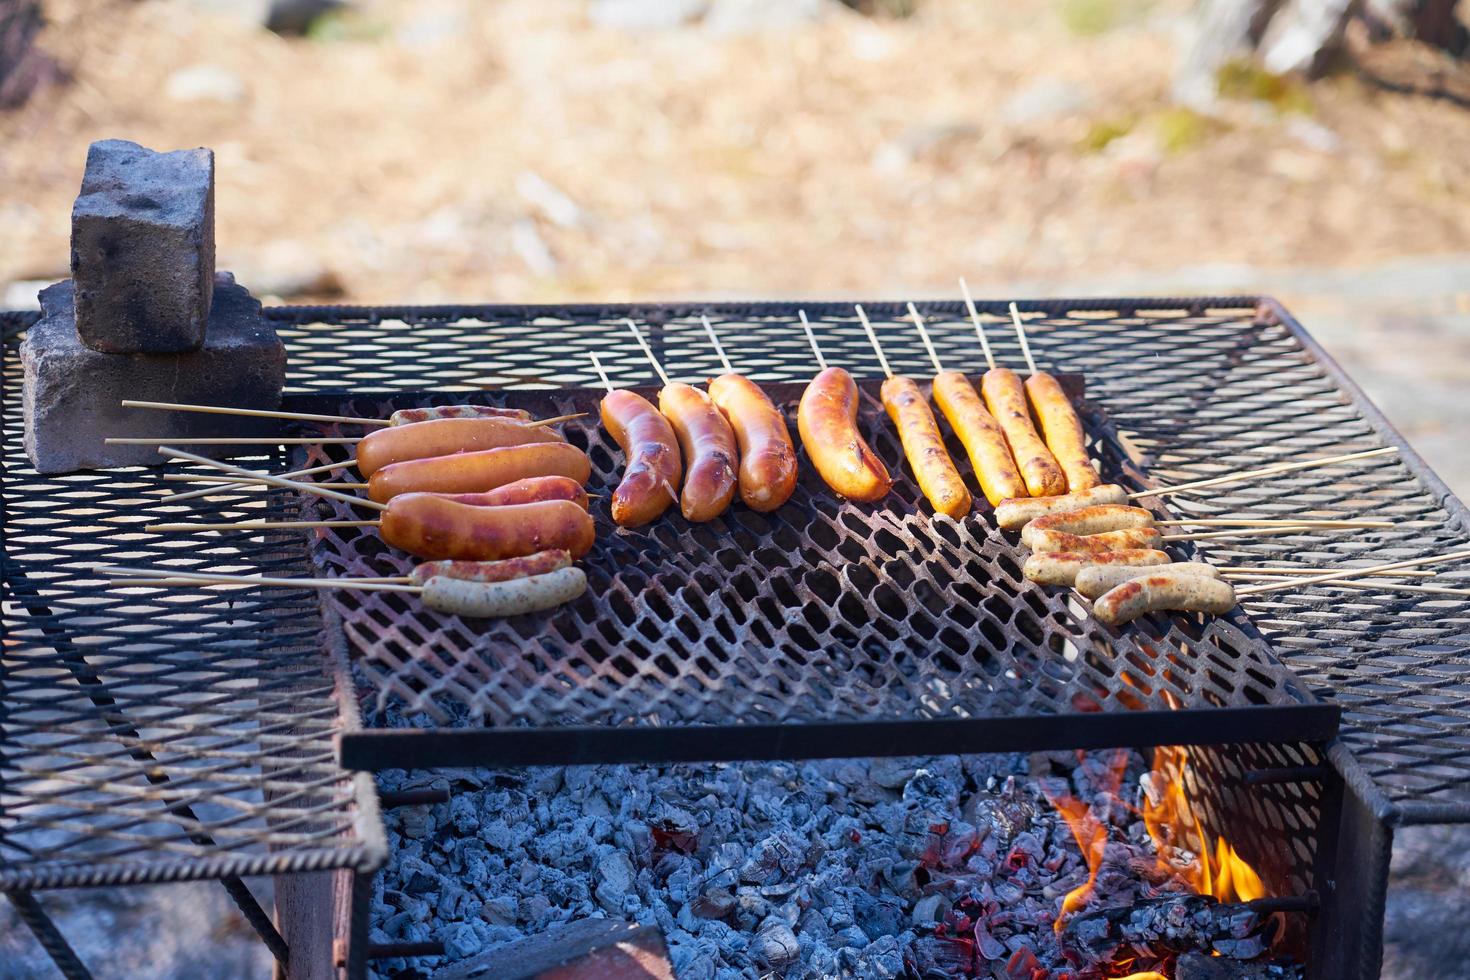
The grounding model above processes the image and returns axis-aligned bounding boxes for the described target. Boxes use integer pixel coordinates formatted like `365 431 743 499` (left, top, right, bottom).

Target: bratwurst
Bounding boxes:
1073 562 1220 600
659 382 738 522
380 495 595 561
1025 527 1163 555
367 443 592 503
1020 505 1154 548
1021 549 1171 587
599 388 682 527
1092 574 1237 626
798 367 891 502
881 376 970 519
931 370 1027 506
708 373 798 513
421 567 587 618
995 485 1129 530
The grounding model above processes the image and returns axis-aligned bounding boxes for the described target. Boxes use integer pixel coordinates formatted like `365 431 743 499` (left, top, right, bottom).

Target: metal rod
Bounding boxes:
377 788 451 808
367 941 446 960
218 877 290 966
854 305 893 379
1244 765 1331 786
5 891 92 980
1247 893 1319 915
958 277 996 371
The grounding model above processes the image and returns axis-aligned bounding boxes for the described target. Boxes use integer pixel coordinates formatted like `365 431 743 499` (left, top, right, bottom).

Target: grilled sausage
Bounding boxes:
1021 505 1154 547
995 485 1129 530
1022 549 1171 586
797 367 892 503
931 370 1027 506
389 405 533 426
421 567 587 618
408 550 573 585
368 443 592 503
1026 527 1163 555
1092 574 1238 626
708 373 798 513
1024 372 1101 493
981 368 1065 497
881 376 971 519
1074 562 1220 600
380 495 595 561
658 383 737 522
441 475 589 511
600 389 683 527
356 416 567 476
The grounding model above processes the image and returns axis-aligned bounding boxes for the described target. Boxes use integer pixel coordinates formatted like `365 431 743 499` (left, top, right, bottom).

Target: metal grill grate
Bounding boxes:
260 298 1470 825
1 313 384 892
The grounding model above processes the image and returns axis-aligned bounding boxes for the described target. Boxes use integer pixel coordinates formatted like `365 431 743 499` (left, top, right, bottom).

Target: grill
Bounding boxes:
5 295 1470 980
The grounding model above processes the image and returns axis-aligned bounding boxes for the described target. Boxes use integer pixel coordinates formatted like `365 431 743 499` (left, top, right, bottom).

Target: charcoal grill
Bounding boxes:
4 296 1469 980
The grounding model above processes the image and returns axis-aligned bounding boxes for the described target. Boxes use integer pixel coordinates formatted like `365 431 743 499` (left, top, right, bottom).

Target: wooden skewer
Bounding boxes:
122 399 391 428
854 305 894 379
147 521 380 531
103 566 420 593
958 277 997 372
626 319 672 386
908 303 945 375
1130 447 1399 499
1218 567 1434 578
108 436 361 446
1008 302 1040 375
799 310 829 370
158 446 388 512
162 474 369 490
701 315 736 375
165 458 358 504
1160 525 1331 543
1154 518 1395 529
1235 549 1470 596
588 352 616 395
1221 574 1470 597
120 399 579 430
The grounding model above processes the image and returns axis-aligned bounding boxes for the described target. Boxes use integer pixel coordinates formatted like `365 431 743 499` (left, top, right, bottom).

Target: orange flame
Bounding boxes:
1043 750 1130 933
1142 746 1268 903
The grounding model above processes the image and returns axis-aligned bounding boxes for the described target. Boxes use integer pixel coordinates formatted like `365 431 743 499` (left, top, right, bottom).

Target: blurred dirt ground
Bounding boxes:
5 0 1470 304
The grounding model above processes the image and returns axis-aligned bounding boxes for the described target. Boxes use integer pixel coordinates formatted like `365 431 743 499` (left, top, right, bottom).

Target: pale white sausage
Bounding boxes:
1092 574 1237 626
1022 549 1172 587
1074 562 1220 600
1021 505 1154 547
995 485 1128 530
1026 526 1162 555
421 567 587 618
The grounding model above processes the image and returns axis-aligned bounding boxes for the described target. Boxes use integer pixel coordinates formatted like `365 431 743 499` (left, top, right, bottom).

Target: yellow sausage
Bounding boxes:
881 376 971 519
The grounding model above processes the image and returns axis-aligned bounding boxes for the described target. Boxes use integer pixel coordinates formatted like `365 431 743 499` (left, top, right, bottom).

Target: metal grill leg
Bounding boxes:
343 871 372 980
5 891 92 980
219 876 290 967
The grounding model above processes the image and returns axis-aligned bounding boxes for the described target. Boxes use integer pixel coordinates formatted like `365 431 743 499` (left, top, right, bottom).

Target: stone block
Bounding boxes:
21 273 286 474
70 139 215 353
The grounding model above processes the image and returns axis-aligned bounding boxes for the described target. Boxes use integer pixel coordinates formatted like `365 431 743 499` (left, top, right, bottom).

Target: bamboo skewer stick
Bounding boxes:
908 303 945 375
588 352 615 395
120 399 582 430
1220 574 1470 597
158 446 387 512
108 436 362 446
161 474 370 490
102 566 420 593
854 305 894 379
1160 525 1330 543
1129 447 1399 499
148 521 380 531
1008 302 1040 375
626 319 671 386
958 278 997 371
1234 549 1470 596
701 316 736 375
1218 567 1434 578
1154 518 1395 529
122 399 391 428
799 310 828 370
165 458 357 504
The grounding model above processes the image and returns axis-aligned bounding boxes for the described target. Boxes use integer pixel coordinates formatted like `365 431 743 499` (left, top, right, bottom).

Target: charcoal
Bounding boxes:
70 139 215 353
1061 893 1268 962
750 919 799 969
1176 951 1303 979
853 891 904 941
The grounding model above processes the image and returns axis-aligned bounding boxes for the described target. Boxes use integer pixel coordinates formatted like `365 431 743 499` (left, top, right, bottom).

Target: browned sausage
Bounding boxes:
408 550 573 585
981 368 1065 497
797 367 891 503
441 476 589 511
659 382 738 522
931 370 1026 506
368 443 592 503
1022 549 1172 586
1020 505 1153 547
1025 527 1163 555
599 388 682 527
707 373 798 513
994 485 1129 530
881 376 971 519
1092 574 1237 626
1024 372 1101 492
380 495 595 561
389 405 533 426
1073 562 1220 600
356 416 567 476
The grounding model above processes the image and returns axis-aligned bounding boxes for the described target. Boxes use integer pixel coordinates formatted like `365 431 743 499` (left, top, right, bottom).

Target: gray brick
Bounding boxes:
21 273 286 474
70 139 215 353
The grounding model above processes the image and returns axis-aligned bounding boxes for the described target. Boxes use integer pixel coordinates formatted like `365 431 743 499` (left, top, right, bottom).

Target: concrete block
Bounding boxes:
21 273 286 474
70 139 215 353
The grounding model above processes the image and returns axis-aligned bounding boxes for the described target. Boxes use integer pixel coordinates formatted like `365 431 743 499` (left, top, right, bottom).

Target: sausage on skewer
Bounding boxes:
440 476 590 511
389 406 533 425
858 306 970 519
1024 504 1152 538
356 416 568 476
702 318 798 513
1092 573 1238 626
1022 548 1171 587
422 567 587 618
994 485 1129 530
368 443 592 502
589 352 684 528
1073 562 1220 600
409 550 573 585
1009 303 1101 493
796 311 891 502
380 495 595 561
1025 527 1163 554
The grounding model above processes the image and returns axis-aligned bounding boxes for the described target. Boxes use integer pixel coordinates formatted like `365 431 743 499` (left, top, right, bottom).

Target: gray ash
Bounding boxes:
368 748 1295 980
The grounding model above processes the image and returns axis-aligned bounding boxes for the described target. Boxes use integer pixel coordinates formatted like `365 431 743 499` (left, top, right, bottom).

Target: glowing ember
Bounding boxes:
1041 750 1129 933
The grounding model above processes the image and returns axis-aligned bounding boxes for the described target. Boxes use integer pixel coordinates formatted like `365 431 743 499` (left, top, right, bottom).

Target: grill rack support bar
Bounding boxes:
5 890 93 980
